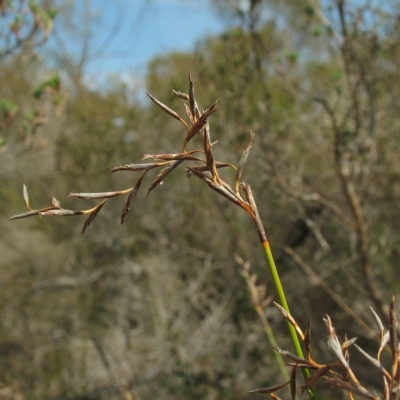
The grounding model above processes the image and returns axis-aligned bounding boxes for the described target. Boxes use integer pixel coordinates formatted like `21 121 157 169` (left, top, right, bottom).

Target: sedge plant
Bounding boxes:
9 74 316 398
250 296 400 400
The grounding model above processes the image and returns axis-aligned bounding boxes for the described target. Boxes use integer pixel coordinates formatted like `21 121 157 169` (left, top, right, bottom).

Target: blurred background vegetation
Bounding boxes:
1 0 400 399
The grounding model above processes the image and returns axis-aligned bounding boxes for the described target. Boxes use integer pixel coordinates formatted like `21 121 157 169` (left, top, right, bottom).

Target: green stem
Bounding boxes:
262 240 316 400
256 305 290 382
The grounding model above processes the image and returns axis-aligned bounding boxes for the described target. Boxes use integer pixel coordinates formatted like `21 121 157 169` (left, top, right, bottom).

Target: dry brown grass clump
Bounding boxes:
248 295 400 400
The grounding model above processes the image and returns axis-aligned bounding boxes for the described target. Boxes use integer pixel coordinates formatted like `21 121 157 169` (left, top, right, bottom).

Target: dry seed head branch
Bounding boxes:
9 74 262 234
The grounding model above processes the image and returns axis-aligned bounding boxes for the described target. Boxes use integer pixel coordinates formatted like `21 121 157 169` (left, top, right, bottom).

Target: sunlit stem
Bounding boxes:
262 239 316 400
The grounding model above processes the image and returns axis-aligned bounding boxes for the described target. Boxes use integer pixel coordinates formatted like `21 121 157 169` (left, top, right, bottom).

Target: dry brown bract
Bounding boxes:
249 296 400 400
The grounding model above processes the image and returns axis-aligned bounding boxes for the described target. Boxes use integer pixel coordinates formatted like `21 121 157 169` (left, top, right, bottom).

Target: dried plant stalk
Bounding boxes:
252 299 399 399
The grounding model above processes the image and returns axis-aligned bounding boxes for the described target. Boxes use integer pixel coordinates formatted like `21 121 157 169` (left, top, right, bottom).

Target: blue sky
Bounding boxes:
50 0 228 87
123 0 227 69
